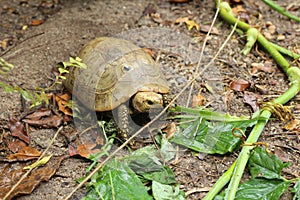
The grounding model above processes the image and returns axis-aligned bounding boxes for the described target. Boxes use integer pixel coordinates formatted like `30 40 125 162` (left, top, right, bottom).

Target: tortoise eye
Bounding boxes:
123 65 132 71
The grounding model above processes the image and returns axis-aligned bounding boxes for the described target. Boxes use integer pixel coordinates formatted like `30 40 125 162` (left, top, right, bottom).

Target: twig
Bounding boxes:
3 126 63 200
186 2 220 107
62 10 240 200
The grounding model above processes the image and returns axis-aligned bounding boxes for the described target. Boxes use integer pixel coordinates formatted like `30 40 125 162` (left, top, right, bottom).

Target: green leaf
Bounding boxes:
248 147 290 180
292 179 300 200
126 145 176 184
173 106 258 122
139 166 176 185
58 67 69 74
170 116 257 154
83 159 152 200
0 82 15 93
152 181 185 200
159 135 176 162
235 178 289 200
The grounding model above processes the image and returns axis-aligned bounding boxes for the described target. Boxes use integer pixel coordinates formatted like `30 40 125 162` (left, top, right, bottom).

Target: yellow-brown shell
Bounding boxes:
63 37 169 111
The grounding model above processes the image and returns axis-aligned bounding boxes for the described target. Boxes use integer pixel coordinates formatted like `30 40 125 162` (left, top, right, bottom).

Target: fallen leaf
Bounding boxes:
29 19 44 26
8 118 30 144
7 140 27 153
251 62 275 73
150 13 164 24
163 122 177 139
68 145 77 156
1 38 12 50
200 25 219 34
22 115 63 128
229 79 250 92
24 109 52 120
55 93 72 116
175 17 200 31
185 20 200 31
76 143 101 158
7 146 41 161
243 91 259 112
277 34 285 41
192 93 206 107
284 119 300 131
0 155 67 200
231 5 246 15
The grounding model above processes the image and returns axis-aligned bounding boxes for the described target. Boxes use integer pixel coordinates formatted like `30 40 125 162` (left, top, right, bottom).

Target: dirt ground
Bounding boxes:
0 0 300 199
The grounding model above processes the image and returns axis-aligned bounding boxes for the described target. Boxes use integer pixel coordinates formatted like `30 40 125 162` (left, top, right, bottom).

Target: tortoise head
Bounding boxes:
131 91 163 113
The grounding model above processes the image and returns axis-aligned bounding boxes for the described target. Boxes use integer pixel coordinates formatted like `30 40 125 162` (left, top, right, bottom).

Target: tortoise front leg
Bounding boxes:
117 103 131 144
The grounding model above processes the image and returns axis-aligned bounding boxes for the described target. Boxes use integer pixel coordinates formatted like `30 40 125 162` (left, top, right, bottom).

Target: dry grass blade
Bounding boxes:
63 10 240 200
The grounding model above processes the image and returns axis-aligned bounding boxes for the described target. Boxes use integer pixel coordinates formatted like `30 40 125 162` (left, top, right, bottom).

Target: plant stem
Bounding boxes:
202 161 236 200
261 0 300 22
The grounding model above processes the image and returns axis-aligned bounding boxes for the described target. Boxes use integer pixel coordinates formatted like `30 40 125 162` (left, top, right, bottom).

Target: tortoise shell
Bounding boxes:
63 37 169 111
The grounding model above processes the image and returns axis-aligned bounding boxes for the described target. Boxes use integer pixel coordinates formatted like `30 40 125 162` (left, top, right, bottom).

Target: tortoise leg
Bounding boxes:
117 104 132 144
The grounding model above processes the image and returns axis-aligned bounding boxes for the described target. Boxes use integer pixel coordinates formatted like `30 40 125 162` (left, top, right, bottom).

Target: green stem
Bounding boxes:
205 1 300 200
225 79 300 199
271 43 300 60
203 161 236 200
262 0 300 22
256 33 290 74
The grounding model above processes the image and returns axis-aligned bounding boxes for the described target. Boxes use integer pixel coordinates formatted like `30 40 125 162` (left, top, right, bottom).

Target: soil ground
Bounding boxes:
0 0 299 199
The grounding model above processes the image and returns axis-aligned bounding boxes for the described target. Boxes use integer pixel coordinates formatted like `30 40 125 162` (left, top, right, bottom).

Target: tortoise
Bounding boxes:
63 37 169 140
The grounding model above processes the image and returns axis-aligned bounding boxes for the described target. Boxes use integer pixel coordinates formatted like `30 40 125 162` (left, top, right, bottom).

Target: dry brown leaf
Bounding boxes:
0 156 67 200
192 93 206 107
8 118 30 144
243 91 259 112
175 17 200 31
163 122 177 140
25 109 52 120
29 19 44 26
7 140 27 153
55 93 72 116
284 119 300 131
22 115 63 128
76 143 101 158
231 5 246 15
7 146 41 161
251 62 275 74
200 25 219 35
229 79 250 92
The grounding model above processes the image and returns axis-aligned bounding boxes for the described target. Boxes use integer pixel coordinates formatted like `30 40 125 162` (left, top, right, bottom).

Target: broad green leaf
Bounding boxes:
248 147 290 180
126 145 176 184
152 181 185 200
159 135 176 162
170 116 258 154
235 178 289 200
83 159 152 200
139 166 176 185
292 179 300 200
